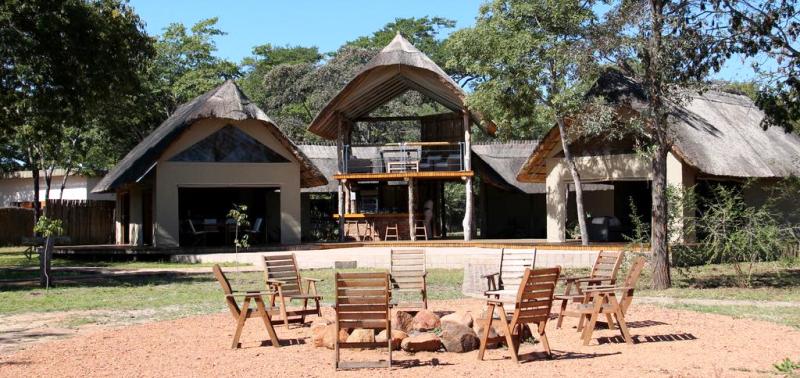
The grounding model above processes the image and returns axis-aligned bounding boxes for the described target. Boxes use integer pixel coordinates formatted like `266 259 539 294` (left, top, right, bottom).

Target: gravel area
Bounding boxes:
1 299 798 377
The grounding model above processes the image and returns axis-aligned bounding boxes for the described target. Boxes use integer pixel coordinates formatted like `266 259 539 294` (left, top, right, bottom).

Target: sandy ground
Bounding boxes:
1 299 798 377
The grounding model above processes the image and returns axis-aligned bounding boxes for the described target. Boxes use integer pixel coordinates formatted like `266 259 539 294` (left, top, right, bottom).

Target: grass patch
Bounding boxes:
661 302 800 329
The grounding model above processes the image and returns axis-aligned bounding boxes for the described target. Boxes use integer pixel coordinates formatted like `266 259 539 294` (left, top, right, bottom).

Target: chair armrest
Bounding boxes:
582 286 633 294
482 272 500 278
226 291 273 298
560 275 591 282
575 277 613 284
301 277 322 282
266 279 286 286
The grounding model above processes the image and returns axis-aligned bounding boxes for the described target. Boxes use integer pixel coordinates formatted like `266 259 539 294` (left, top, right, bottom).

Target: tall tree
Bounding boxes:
0 0 153 224
346 16 456 65
607 0 728 288
239 44 323 107
712 0 800 132
446 0 603 245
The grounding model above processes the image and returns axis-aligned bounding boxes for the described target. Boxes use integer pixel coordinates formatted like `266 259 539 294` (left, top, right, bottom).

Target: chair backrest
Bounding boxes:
212 264 241 319
590 250 624 283
619 256 647 313
335 272 391 332
251 218 263 232
263 254 303 296
390 249 426 289
499 248 536 292
510 266 561 327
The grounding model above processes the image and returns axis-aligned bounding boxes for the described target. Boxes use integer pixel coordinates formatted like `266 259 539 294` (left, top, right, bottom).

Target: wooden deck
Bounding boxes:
54 239 631 256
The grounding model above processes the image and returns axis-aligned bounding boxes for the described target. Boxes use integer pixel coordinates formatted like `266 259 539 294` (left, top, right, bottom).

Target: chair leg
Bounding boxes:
498 309 518 363
232 297 251 349
300 298 309 324
279 295 290 328
556 299 568 329
255 297 280 348
609 296 633 345
538 321 552 357
605 313 616 329
581 297 604 346
477 303 496 361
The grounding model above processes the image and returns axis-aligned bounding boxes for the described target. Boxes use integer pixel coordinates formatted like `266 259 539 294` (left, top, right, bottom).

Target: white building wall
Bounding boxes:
0 174 113 207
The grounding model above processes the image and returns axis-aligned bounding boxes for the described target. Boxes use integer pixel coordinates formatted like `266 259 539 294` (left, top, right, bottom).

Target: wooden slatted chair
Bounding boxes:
477 266 562 363
562 256 647 345
483 248 536 299
213 264 281 349
334 272 392 370
556 250 624 328
262 254 322 328
389 249 427 310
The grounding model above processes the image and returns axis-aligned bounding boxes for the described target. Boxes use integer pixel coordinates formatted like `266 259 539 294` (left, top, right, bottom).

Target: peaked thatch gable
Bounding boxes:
93 80 327 193
307 34 490 140
518 71 800 182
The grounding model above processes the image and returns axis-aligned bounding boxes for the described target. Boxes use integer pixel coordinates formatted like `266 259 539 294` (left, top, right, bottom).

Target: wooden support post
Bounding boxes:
462 110 473 241
408 178 416 241
337 113 345 241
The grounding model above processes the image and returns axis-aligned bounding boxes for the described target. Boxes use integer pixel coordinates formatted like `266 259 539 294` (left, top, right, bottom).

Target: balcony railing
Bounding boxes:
342 142 466 174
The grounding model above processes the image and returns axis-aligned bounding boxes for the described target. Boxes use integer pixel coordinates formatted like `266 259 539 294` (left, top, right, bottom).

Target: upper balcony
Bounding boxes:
335 142 472 180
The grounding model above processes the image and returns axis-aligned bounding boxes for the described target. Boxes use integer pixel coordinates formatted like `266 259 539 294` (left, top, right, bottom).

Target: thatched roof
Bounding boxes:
518 70 800 182
92 80 327 193
307 33 492 140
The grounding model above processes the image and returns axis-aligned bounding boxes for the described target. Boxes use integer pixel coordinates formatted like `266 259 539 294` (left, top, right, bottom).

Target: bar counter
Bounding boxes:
333 213 422 240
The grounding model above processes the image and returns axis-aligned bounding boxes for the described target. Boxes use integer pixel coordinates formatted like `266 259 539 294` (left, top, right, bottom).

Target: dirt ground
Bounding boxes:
1 299 798 377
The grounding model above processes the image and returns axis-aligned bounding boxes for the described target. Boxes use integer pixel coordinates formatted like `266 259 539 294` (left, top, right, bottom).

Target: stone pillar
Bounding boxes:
667 151 696 243
546 168 567 243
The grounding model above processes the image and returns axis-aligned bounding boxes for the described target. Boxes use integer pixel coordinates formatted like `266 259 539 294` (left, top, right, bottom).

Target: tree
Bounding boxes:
0 0 153 221
239 44 323 107
712 0 800 132
446 0 603 245
346 16 456 66
606 0 729 288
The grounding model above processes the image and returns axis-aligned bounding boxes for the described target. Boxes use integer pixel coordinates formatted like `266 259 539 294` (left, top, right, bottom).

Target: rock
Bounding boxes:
346 328 375 344
440 322 480 353
311 322 329 347
319 306 337 323
321 325 349 349
392 311 415 333
440 311 474 328
400 333 442 353
412 310 441 331
472 317 504 349
376 329 408 350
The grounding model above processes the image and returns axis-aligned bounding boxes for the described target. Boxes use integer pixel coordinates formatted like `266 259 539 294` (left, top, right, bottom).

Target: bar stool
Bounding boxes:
361 220 376 241
385 224 400 241
344 220 360 241
414 220 428 241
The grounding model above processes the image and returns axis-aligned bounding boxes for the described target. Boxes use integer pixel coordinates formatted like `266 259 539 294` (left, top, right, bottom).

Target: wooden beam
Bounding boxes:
355 115 423 122
408 179 416 241
333 171 474 181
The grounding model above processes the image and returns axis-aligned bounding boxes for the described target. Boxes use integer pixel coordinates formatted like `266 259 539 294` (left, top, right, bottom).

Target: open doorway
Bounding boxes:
177 187 280 247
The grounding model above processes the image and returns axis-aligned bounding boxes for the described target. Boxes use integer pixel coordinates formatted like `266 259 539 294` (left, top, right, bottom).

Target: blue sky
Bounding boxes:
128 0 757 82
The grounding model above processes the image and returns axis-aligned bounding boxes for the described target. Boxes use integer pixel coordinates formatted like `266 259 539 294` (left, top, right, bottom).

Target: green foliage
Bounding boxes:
33 216 64 238
227 204 250 250
774 358 800 375
445 0 601 141
346 17 456 66
696 184 794 287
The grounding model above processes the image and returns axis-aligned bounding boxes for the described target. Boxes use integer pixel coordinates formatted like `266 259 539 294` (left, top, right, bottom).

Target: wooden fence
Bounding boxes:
0 207 35 245
46 200 115 245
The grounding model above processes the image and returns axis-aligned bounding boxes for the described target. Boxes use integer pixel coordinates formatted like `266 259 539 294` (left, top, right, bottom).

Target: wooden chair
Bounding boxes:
187 219 210 246
556 250 624 328
413 220 428 240
246 217 263 243
213 264 281 349
262 254 322 328
483 248 536 298
477 266 561 363
334 272 392 370
562 256 647 345
389 249 427 310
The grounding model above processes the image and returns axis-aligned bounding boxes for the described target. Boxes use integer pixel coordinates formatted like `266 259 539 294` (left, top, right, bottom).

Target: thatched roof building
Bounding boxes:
93 80 326 193
307 33 492 140
518 70 800 182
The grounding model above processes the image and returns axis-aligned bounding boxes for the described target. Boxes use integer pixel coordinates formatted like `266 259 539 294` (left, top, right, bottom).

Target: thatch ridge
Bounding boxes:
93 80 327 193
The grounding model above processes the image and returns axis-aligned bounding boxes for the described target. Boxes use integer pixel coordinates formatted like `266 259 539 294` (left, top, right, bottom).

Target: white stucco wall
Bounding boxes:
152 118 302 247
0 174 113 207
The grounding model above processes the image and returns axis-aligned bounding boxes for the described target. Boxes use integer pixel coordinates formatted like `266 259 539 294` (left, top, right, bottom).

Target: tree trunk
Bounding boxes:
58 166 72 200
647 0 671 289
556 117 590 245
39 236 54 288
32 166 41 223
